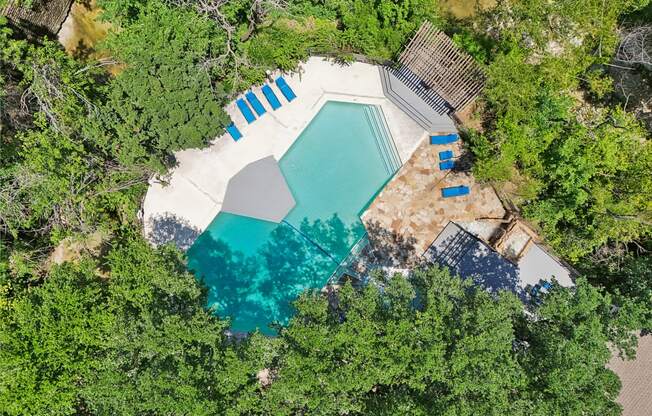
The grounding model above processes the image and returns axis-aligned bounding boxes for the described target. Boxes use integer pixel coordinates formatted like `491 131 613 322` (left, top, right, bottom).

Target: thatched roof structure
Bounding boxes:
397 21 484 113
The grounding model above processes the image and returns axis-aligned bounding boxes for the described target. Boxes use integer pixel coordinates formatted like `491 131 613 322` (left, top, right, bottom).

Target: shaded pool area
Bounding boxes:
186 101 400 334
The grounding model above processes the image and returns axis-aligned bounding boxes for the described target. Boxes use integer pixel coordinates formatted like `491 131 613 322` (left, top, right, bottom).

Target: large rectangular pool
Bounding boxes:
186 101 400 334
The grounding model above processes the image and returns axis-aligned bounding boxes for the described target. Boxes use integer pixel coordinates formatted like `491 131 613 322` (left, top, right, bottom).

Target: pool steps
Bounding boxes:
363 105 402 176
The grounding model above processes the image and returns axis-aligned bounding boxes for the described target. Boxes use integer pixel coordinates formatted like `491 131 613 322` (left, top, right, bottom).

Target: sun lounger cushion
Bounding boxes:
245 91 266 116
430 133 459 145
439 150 454 160
275 76 297 102
226 123 242 141
441 185 470 198
236 99 256 124
439 160 454 170
261 85 282 110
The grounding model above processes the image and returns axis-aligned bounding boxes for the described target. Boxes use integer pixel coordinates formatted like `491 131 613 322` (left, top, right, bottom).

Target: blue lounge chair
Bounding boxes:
541 280 552 291
261 84 282 110
245 91 266 117
275 76 297 102
226 123 242 141
439 150 454 160
430 133 459 145
439 160 455 170
236 99 256 124
441 185 470 198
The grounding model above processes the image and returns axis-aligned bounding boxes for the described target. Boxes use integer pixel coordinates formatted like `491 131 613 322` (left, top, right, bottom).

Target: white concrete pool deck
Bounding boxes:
143 57 455 242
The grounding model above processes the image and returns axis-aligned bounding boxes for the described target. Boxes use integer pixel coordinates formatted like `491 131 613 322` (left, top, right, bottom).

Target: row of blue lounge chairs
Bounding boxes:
430 132 471 199
225 76 297 141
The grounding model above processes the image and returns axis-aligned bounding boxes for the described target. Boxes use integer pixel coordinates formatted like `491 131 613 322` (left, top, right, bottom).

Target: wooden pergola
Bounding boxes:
398 21 484 113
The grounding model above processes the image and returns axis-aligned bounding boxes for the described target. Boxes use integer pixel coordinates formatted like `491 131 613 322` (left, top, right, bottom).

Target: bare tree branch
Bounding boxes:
163 0 286 86
616 25 652 66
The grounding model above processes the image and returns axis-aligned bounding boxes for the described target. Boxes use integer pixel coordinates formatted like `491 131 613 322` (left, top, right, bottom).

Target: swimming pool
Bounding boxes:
186 101 400 334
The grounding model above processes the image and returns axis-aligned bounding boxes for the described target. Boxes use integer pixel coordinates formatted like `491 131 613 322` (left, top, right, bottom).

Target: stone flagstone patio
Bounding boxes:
361 138 506 255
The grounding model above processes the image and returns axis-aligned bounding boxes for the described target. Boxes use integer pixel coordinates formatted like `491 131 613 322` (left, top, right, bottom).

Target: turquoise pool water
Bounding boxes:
186 101 399 334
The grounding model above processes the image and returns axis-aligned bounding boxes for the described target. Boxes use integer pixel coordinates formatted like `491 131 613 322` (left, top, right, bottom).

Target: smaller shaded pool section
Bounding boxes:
187 101 400 334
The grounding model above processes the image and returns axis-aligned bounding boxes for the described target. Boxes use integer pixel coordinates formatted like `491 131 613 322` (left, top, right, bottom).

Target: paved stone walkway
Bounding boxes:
362 138 506 255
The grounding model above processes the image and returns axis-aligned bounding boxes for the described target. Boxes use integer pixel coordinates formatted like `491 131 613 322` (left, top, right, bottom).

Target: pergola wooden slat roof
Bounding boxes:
398 21 485 112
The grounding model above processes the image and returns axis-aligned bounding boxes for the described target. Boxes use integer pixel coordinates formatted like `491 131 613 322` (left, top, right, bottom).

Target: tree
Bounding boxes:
257 267 634 415
616 25 652 66
0 29 148 241
94 2 230 171
467 2 652 260
0 234 261 415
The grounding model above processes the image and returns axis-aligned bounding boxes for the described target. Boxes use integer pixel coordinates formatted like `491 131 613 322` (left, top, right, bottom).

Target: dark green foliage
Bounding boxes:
0 235 261 415
95 3 230 170
1 262 637 415
258 268 634 415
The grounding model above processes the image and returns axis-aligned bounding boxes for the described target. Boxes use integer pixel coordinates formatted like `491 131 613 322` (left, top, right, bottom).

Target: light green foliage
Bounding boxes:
243 17 340 80
294 0 441 59
452 29 492 64
469 1 652 261
0 30 146 239
486 0 650 57
585 69 615 99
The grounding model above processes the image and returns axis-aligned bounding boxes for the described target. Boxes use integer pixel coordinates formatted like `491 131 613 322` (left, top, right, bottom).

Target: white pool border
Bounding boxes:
142 57 454 242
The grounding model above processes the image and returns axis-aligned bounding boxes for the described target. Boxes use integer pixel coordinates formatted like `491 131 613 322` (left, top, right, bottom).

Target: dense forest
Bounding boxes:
1 0 651 414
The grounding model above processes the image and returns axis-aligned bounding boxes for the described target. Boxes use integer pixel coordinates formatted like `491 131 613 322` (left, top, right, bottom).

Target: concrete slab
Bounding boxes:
518 243 573 287
424 222 573 300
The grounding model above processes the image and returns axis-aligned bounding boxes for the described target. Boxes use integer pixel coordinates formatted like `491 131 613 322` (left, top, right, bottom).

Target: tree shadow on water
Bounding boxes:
186 214 361 334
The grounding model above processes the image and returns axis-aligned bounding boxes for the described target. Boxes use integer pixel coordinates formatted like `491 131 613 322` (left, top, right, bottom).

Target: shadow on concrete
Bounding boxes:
147 213 201 251
363 220 419 268
423 222 525 301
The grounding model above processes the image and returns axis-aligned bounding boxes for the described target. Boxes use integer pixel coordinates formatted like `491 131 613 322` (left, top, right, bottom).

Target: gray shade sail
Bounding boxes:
221 156 296 223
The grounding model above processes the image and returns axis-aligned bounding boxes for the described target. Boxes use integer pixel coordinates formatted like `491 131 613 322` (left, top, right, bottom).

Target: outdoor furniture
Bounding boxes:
245 91 267 116
261 84 282 110
226 123 242 141
430 133 459 145
541 280 552 291
439 160 454 170
441 185 469 198
275 76 297 102
530 284 542 297
236 99 256 124
439 150 454 160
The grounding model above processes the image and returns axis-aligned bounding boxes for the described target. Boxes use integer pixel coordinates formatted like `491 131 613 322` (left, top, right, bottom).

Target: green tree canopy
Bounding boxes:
93 2 230 171
0 235 260 415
